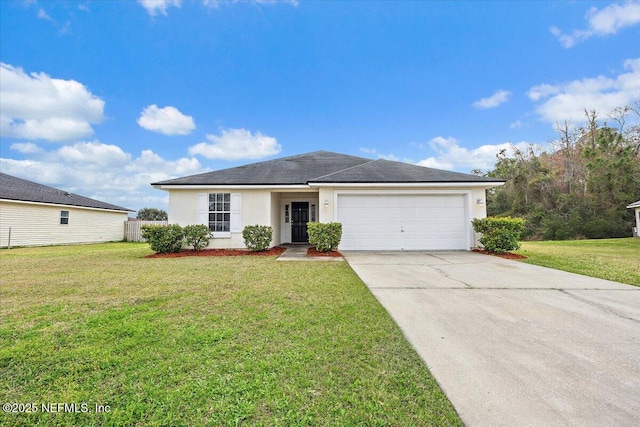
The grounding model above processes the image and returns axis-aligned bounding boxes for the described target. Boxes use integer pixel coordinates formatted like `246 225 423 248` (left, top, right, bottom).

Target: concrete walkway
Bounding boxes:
277 245 343 261
343 251 640 427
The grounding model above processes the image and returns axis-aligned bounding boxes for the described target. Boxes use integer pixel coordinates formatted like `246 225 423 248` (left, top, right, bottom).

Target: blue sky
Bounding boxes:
1 0 639 212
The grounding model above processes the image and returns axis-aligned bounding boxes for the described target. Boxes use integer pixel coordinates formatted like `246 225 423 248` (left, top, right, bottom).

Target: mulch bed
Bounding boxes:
472 249 527 260
307 247 343 257
145 246 286 258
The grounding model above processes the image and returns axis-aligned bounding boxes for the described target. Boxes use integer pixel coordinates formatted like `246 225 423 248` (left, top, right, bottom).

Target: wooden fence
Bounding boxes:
124 220 168 242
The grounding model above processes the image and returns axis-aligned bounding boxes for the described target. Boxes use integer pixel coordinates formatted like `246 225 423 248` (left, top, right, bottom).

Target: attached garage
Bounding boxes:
337 193 469 250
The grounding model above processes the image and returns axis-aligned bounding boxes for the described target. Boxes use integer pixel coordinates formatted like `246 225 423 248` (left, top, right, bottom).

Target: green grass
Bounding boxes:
516 238 640 287
0 243 461 426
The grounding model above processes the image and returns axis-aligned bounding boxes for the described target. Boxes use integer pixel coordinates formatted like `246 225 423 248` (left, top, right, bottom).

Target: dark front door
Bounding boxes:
291 202 309 242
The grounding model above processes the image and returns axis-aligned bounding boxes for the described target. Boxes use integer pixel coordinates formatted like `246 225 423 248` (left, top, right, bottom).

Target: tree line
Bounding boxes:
482 104 640 240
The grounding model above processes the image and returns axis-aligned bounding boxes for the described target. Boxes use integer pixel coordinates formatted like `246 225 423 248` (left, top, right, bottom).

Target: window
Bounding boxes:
208 193 230 232
311 204 316 222
60 210 69 225
285 204 290 223
198 192 240 237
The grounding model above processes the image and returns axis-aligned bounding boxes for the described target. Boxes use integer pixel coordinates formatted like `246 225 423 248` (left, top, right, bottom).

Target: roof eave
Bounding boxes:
308 181 505 188
152 183 313 190
0 198 134 213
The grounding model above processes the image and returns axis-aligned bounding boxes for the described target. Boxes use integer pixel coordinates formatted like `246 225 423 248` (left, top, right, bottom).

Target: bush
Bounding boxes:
307 222 342 252
183 224 211 251
242 225 273 252
141 224 184 254
471 216 524 254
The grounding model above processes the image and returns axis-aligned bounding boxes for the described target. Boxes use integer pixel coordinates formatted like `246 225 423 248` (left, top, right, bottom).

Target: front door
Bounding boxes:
291 202 309 242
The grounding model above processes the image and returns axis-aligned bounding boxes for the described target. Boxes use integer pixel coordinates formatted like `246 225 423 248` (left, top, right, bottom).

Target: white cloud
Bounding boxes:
417 136 534 172
472 90 512 109
203 0 298 8
137 104 195 136
0 63 105 141
137 0 182 16
254 0 299 5
0 141 203 212
551 1 640 48
144 0 298 13
189 128 281 160
527 58 640 125
37 8 54 22
358 147 413 163
58 141 131 167
510 120 523 129
10 142 42 154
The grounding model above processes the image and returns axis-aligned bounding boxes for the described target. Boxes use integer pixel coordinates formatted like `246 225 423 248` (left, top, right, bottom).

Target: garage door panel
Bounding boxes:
337 194 468 251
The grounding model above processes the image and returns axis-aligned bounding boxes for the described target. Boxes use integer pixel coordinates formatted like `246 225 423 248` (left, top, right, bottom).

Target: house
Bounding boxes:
627 200 640 237
0 173 133 247
151 151 504 251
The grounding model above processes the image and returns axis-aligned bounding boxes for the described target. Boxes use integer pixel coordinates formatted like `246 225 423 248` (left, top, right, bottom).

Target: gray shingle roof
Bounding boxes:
311 158 501 183
153 151 503 186
0 173 133 212
152 151 372 185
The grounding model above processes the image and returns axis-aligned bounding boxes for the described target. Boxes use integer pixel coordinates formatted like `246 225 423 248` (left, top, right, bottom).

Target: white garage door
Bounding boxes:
337 194 468 250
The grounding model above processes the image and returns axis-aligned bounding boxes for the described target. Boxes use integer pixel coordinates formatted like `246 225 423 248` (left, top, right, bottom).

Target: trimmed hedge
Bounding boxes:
471 216 525 254
242 225 273 252
183 224 211 251
307 222 342 252
141 224 185 254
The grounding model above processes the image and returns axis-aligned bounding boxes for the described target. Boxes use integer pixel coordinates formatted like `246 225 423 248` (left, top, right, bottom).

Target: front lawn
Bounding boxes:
516 238 640 287
0 243 461 426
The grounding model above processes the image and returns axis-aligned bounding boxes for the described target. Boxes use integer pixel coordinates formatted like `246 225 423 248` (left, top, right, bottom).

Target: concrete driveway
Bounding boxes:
343 251 640 427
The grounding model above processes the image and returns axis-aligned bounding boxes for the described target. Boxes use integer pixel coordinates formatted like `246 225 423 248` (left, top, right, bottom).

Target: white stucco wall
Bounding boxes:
0 200 128 247
270 192 281 246
167 189 274 249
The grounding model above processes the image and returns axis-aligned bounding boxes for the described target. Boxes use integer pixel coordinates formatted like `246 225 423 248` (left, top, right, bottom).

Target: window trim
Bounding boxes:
60 210 69 225
208 193 231 236
197 192 241 239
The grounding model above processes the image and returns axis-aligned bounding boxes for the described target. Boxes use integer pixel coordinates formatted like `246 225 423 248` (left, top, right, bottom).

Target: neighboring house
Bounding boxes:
0 173 133 247
627 200 640 237
152 151 504 251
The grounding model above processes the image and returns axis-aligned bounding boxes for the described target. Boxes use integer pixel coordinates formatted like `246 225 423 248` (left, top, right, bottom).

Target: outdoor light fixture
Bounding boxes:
324 199 329 208
477 199 484 205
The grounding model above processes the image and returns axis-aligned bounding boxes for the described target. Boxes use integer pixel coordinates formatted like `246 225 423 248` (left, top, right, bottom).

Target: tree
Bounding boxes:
137 207 168 221
486 105 640 240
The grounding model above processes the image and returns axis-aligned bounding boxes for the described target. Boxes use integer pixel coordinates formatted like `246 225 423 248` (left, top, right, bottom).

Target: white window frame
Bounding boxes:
60 210 69 225
208 193 231 236
197 192 241 238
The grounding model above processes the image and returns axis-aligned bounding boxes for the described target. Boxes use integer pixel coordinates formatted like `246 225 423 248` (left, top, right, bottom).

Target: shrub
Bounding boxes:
183 224 211 251
471 216 524 254
141 224 184 254
307 222 342 252
242 225 273 252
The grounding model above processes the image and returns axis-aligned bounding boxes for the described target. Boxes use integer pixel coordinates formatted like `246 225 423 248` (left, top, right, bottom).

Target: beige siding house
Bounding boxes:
0 173 133 247
152 151 504 251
